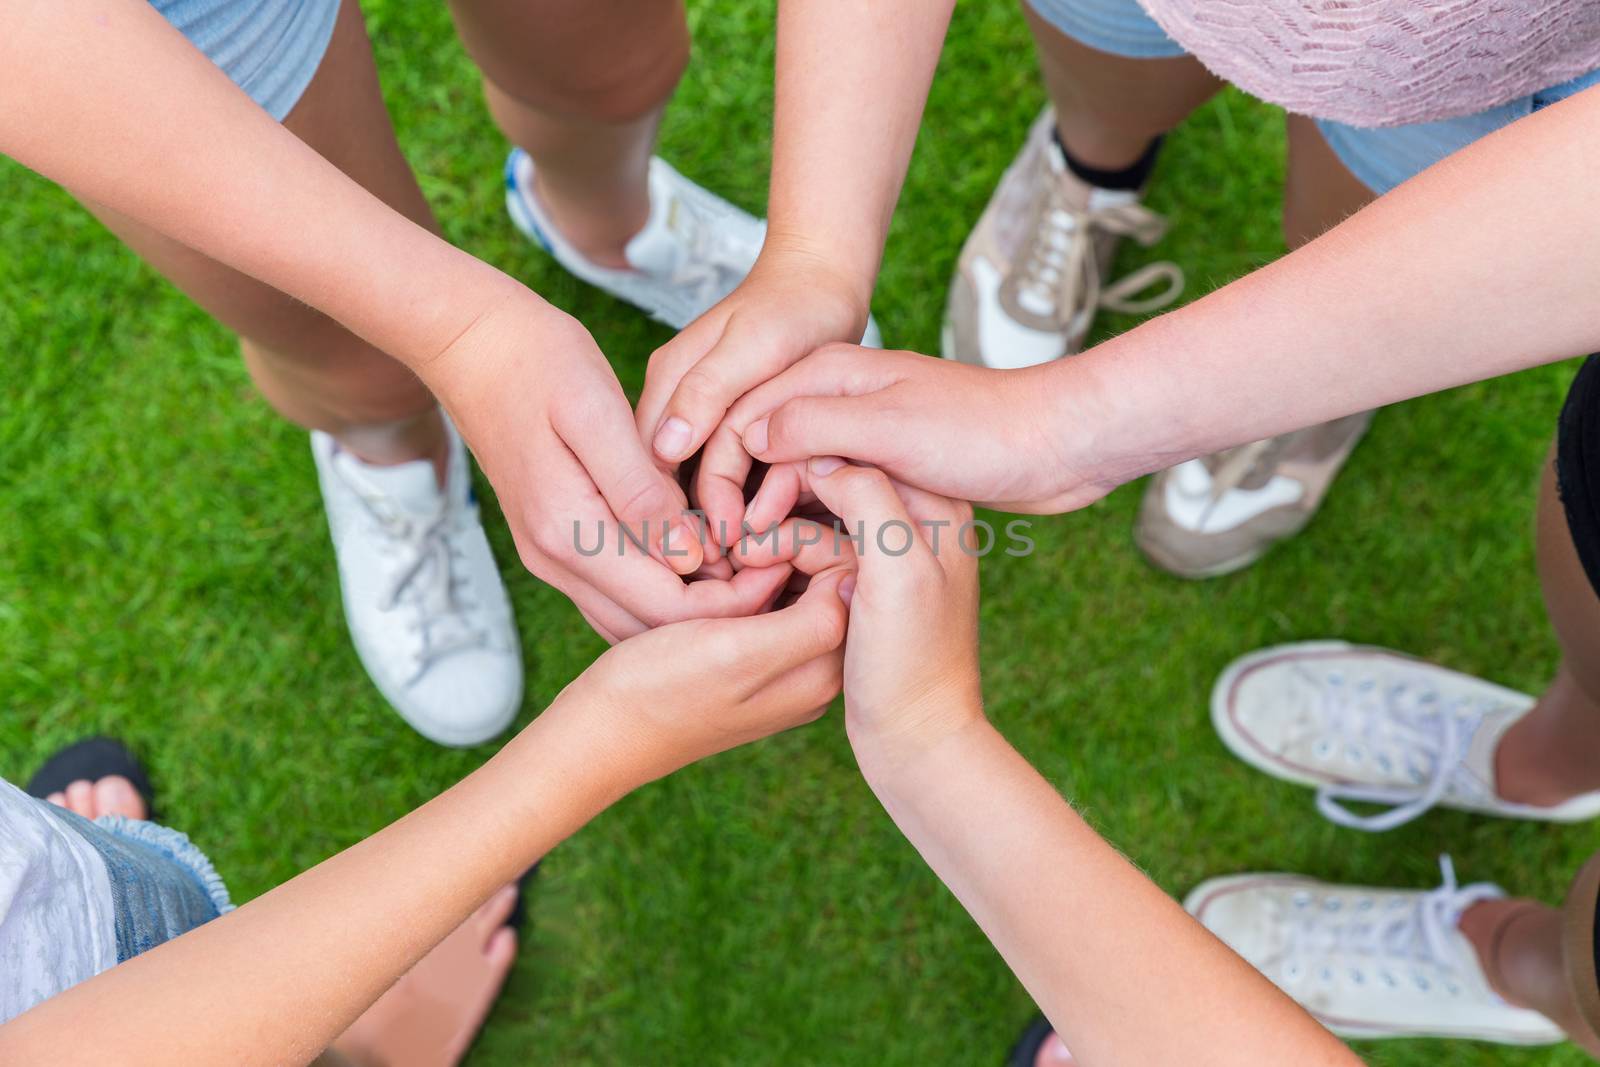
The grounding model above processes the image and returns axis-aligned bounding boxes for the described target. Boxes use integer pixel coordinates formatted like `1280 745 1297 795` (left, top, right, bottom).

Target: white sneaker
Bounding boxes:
1212 641 1600 831
1186 856 1564 1046
504 147 882 343
311 422 522 747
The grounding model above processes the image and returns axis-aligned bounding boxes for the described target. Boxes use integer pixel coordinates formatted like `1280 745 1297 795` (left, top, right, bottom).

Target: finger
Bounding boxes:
803 458 937 583
742 461 805 536
720 342 901 437
746 647 845 733
653 313 799 464
695 419 758 549
573 546 795 629
703 565 851 682
559 394 705 576
637 308 726 458
525 548 642 641
746 393 915 474
729 515 860 577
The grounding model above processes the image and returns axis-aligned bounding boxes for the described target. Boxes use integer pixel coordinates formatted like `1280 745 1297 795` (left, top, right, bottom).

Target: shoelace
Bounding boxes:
355 487 488 682
1014 192 1184 330
1197 436 1287 499
1294 665 1496 831
1280 856 1501 995
663 191 754 311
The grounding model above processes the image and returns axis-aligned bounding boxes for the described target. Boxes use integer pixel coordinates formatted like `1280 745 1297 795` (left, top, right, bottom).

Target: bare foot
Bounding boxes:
45 776 147 821
332 885 520 1067
1033 1031 1077 1066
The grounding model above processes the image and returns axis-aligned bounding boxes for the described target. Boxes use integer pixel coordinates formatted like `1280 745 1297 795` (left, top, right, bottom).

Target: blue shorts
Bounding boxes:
1026 0 1600 193
151 0 341 121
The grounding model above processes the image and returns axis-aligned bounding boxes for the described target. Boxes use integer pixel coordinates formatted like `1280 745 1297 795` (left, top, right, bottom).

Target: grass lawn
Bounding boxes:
1 2 1592 1064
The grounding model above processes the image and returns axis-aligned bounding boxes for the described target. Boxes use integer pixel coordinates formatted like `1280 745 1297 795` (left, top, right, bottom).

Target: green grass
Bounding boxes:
1 3 1591 1065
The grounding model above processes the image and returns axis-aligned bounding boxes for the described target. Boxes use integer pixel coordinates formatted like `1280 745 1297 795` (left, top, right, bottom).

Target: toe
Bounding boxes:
45 792 67 809
64 780 96 819
93 776 147 821
474 885 519 943
485 926 517 970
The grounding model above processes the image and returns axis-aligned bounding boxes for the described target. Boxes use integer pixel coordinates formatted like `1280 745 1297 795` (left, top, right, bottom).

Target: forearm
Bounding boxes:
767 0 955 298
1057 84 1600 484
0 696 636 1066
855 717 1356 1066
0 0 550 372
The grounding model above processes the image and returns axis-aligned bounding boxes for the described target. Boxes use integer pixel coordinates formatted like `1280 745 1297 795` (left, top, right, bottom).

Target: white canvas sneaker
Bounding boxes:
311 423 522 747
1186 856 1565 1046
505 148 882 343
1211 641 1600 831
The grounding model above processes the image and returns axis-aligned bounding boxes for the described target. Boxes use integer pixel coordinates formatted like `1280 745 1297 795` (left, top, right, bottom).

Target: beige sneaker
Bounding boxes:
1135 412 1373 579
943 108 1183 370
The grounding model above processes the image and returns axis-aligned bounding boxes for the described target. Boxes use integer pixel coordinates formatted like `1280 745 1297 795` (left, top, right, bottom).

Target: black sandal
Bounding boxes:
1006 1013 1056 1067
26 737 156 821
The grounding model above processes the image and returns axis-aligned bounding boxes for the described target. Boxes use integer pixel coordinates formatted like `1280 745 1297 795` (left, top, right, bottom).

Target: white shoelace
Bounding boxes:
1014 194 1183 330
1294 665 1497 832
662 191 754 311
1280 856 1501 995
356 488 487 682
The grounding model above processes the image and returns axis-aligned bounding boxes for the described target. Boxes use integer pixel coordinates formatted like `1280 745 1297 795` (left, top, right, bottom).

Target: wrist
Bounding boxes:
846 691 986 783
496 688 649 818
757 228 878 323
407 282 575 385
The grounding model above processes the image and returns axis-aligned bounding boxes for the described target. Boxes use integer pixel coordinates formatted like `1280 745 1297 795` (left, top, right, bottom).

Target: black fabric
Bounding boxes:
1006 1014 1055 1067
1557 355 1600 601
25 737 156 820
1053 126 1163 192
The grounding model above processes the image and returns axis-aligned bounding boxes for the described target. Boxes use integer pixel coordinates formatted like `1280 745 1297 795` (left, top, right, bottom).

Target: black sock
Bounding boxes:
1052 126 1162 192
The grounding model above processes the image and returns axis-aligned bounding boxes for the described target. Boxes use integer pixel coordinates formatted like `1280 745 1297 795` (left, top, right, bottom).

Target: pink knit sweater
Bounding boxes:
1136 0 1600 127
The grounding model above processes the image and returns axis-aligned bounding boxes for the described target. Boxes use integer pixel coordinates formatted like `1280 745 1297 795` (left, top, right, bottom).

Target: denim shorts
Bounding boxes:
1026 0 1600 193
151 0 341 121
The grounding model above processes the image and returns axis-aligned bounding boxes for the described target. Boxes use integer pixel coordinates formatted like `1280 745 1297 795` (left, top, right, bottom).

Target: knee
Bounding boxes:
486 35 688 126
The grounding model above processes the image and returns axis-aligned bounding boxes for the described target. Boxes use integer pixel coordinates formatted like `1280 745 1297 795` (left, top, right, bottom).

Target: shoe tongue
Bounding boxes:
339 451 443 517
623 185 686 277
1461 706 1518 792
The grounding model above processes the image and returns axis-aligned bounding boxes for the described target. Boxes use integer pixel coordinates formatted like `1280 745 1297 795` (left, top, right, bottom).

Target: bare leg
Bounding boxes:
1022 4 1221 171
1494 445 1600 806
330 885 521 1067
1283 115 1377 250
78 0 449 478
447 0 690 266
1459 883 1600 1056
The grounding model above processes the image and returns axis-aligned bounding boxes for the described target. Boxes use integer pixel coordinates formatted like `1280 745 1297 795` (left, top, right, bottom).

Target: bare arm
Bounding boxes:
637 0 955 494
1066 80 1600 483
0 573 850 1065
734 83 1600 513
0 0 530 367
799 460 1358 1064
0 0 790 636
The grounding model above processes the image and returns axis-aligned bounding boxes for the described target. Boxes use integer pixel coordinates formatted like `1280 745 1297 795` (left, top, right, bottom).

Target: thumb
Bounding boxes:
653 312 801 464
705 565 852 680
565 402 706 576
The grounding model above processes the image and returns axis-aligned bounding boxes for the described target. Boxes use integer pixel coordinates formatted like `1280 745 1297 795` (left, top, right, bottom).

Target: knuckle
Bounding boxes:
611 466 672 521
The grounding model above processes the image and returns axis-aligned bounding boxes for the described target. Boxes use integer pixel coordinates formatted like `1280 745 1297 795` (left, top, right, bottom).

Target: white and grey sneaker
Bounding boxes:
1186 856 1564 1046
505 147 882 343
311 422 522 747
1211 641 1600 831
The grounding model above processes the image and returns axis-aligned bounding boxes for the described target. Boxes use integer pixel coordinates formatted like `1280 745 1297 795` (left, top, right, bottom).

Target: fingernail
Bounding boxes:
838 574 856 608
744 417 769 454
809 455 845 477
654 416 692 460
664 517 701 573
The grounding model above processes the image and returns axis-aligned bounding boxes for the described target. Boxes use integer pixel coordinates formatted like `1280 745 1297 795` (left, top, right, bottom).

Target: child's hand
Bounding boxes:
559 565 853 786
799 458 984 761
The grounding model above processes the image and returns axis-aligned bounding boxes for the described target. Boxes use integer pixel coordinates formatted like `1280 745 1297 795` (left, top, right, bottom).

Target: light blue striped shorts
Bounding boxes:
151 0 341 121
1026 0 1600 193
